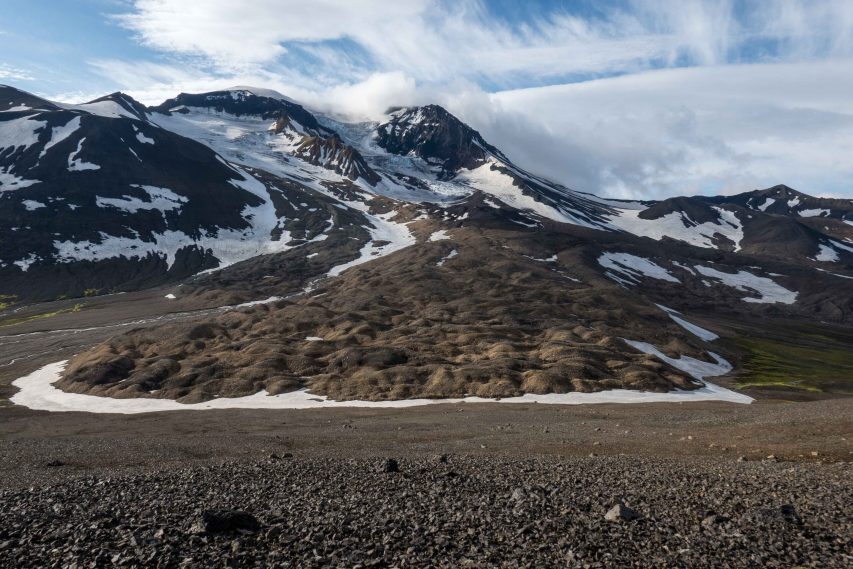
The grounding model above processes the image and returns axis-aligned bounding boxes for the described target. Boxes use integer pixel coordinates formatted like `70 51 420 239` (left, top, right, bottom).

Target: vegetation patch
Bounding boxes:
0 294 18 311
0 303 85 328
732 334 853 394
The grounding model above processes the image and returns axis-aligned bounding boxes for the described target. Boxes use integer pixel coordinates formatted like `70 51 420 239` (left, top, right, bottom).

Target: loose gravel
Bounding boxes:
0 455 849 568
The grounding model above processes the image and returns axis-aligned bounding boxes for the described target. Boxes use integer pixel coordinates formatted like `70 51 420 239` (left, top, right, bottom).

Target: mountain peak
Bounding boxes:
84 92 149 121
753 184 806 199
0 84 59 112
375 104 501 179
224 86 295 103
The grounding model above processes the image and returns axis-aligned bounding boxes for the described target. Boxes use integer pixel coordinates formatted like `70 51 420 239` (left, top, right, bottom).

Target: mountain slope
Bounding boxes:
1 85 852 403
0 86 377 301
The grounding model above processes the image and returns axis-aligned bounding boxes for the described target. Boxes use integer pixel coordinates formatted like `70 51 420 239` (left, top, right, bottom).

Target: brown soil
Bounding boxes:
58 227 711 402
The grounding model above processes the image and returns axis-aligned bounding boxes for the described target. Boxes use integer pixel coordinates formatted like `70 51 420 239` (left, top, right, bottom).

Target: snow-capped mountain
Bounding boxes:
3 84 851 403
0 86 377 300
1 84 851 306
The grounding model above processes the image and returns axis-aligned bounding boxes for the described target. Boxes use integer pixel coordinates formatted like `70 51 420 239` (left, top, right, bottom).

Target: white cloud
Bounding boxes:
467 60 853 199
0 63 34 81
83 0 853 199
117 0 853 83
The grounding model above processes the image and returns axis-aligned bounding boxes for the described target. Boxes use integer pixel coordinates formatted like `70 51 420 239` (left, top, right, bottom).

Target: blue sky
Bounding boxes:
2 0 852 199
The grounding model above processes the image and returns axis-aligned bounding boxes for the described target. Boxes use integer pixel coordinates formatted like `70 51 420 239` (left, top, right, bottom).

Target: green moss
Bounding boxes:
83 288 101 297
0 294 17 311
0 303 84 327
732 335 853 394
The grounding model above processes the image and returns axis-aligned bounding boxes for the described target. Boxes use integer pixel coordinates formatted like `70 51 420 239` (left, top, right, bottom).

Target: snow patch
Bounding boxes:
598 252 680 286
13 253 39 271
429 229 450 241
0 115 46 153
0 167 39 191
814 243 839 262
327 210 416 277
609 207 743 251
21 199 46 211
96 186 187 216
39 116 81 159
622 340 751 404
436 249 458 267
456 160 594 227
68 138 100 171
9 359 752 414
799 208 829 218
757 197 775 211
656 304 719 341
694 265 797 304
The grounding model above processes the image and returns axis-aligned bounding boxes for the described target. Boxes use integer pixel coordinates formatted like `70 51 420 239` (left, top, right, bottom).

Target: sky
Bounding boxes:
2 0 852 200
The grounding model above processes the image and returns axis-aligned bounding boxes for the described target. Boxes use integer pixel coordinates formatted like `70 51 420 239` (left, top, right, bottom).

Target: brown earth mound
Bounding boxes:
58 228 711 402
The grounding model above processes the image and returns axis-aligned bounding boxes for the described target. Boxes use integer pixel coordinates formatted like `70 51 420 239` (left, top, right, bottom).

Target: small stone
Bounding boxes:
192 510 260 535
701 513 728 529
45 460 65 467
379 458 399 473
810 451 819 457
511 488 527 502
605 503 639 522
737 456 747 462
437 454 449 464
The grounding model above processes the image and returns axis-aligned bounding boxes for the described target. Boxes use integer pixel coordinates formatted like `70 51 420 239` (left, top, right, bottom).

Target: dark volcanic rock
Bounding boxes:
192 510 260 535
1 456 848 568
376 105 502 178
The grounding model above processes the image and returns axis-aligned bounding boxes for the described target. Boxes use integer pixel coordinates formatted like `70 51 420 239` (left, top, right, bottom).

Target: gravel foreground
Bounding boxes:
0 455 849 568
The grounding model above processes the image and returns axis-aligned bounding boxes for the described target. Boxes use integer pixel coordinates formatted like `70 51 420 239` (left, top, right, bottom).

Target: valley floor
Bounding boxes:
0 292 850 567
0 398 850 567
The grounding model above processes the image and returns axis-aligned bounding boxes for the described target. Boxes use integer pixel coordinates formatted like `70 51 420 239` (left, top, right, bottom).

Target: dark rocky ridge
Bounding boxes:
150 89 332 136
376 104 504 178
293 135 381 184
0 84 59 111
151 88 381 185
87 91 151 121
0 102 271 300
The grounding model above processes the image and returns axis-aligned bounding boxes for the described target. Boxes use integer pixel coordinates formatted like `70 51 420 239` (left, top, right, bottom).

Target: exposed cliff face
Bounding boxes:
375 105 501 178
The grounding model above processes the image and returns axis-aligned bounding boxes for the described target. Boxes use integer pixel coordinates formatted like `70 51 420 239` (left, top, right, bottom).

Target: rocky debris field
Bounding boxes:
0 455 849 568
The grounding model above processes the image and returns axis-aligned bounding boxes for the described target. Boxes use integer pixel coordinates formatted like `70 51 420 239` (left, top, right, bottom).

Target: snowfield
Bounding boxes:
96 185 187 216
608 207 744 251
327 209 416 277
598 252 680 287
656 304 719 341
50 165 295 272
10 354 751 414
694 265 797 304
